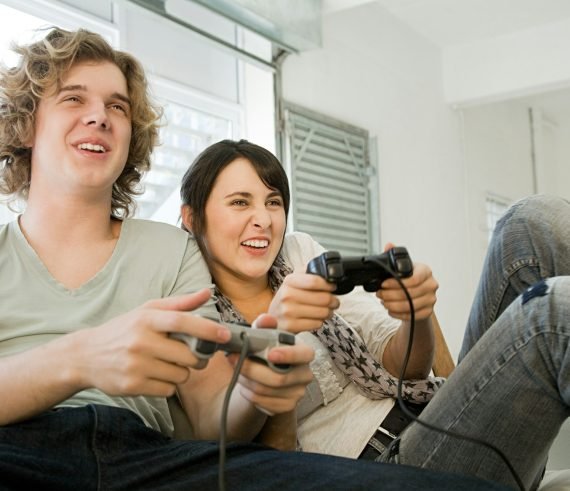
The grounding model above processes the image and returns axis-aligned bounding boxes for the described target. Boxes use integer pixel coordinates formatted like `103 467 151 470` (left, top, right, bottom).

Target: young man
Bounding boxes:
0 27 504 490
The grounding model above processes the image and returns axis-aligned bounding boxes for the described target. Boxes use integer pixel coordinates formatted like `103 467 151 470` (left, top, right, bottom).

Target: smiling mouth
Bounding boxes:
77 143 107 153
241 239 269 249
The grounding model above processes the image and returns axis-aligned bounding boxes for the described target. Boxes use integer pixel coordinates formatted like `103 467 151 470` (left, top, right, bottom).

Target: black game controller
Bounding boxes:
306 247 413 294
172 319 295 374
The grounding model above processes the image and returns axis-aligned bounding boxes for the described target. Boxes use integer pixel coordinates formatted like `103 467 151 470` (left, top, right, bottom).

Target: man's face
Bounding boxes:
29 61 132 202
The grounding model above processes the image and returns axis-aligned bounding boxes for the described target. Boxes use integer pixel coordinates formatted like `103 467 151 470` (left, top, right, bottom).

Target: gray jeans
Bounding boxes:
391 195 570 490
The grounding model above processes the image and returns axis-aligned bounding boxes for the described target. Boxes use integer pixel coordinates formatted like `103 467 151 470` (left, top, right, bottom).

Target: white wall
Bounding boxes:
282 4 570 469
282 3 472 358
460 101 535 277
444 17 570 105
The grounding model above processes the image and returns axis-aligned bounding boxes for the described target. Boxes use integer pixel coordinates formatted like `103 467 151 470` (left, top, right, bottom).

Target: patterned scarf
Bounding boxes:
214 254 445 403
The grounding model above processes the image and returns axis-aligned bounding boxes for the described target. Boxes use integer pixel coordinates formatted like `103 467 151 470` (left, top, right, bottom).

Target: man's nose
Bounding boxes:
82 103 110 130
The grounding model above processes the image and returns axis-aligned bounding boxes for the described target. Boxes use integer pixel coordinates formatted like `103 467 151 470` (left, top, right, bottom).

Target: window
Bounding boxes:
485 193 511 243
139 76 242 224
284 102 376 255
0 0 275 226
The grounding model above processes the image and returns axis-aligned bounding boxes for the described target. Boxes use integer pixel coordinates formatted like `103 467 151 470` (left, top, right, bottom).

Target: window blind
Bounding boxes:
284 104 375 256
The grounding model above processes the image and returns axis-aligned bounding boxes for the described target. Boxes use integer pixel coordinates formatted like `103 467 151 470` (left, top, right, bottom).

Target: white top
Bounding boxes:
281 232 400 458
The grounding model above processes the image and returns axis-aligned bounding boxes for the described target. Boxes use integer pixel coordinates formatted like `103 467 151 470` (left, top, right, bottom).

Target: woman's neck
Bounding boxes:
215 272 274 325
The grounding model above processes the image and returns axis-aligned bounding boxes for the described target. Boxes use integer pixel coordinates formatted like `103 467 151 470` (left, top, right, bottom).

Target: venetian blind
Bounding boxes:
285 104 375 256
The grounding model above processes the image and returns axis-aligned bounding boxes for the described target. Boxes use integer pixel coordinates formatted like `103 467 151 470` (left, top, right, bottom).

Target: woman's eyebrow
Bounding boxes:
224 191 252 199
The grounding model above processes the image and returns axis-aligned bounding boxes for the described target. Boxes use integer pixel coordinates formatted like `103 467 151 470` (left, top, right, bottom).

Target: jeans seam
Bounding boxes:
488 257 540 329
88 405 102 491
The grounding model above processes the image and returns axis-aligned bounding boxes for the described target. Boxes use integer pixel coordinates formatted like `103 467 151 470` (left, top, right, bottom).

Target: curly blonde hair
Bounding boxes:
0 27 161 218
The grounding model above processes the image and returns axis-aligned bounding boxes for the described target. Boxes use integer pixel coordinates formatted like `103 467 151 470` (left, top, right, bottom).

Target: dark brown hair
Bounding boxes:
180 139 290 258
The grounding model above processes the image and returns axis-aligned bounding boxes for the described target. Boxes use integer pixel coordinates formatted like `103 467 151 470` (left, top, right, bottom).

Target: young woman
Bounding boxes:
180 139 570 491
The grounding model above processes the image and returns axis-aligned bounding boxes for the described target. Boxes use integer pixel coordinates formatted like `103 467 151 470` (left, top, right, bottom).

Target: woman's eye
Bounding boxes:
231 199 248 206
64 96 81 103
267 199 283 207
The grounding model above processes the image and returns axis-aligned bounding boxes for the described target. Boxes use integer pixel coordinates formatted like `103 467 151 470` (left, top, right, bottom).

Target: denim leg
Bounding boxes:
0 405 511 491
92 405 508 490
0 407 98 490
461 195 570 361
399 277 570 490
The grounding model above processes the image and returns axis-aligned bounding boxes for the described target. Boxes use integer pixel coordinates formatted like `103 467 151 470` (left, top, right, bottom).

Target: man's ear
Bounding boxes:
181 204 193 232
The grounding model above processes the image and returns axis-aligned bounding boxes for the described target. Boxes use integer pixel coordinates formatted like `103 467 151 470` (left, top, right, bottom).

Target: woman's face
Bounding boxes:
195 157 287 288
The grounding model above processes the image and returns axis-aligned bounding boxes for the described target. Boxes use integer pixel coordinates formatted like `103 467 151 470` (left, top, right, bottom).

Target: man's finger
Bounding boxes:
144 288 212 311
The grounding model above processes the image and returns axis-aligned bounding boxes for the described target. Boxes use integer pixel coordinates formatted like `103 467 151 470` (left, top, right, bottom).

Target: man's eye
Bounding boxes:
110 104 127 114
64 96 81 103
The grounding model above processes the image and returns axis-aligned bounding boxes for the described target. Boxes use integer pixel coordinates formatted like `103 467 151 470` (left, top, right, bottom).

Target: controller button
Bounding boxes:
196 339 217 355
278 332 295 345
396 258 413 273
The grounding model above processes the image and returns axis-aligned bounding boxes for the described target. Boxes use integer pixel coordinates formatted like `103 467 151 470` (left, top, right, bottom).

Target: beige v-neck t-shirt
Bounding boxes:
0 218 217 436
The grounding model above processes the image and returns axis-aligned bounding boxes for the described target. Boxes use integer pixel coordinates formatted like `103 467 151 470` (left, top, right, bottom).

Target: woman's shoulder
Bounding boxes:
282 231 325 269
283 230 315 248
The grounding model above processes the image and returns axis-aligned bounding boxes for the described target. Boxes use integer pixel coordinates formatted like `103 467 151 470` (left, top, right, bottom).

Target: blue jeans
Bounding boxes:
461 194 570 359
392 196 570 490
0 404 508 490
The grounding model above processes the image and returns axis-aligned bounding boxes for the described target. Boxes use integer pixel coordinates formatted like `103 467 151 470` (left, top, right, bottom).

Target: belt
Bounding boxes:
358 401 426 461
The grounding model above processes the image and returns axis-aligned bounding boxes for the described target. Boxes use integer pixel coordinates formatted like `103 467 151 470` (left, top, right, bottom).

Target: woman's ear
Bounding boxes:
181 204 193 232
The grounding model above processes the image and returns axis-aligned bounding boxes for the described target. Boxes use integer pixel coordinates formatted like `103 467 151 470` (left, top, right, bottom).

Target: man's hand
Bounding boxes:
268 273 339 333
73 288 231 398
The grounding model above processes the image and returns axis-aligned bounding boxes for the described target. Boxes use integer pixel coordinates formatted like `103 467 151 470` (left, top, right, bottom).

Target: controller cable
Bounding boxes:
218 332 250 491
367 258 525 491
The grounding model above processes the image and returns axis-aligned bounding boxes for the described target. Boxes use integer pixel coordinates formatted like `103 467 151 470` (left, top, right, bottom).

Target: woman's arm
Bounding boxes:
177 315 314 441
281 232 437 379
376 262 438 379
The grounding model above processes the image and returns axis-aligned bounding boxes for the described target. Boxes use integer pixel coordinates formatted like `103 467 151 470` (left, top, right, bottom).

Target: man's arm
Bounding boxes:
0 290 229 426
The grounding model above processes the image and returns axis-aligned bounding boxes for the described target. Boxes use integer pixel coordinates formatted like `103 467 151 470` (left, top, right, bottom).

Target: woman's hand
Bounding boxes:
375 242 438 321
268 273 339 333
376 261 438 321
226 314 315 416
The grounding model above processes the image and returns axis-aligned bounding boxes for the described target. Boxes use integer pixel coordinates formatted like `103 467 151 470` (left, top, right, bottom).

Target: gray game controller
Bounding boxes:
172 318 295 374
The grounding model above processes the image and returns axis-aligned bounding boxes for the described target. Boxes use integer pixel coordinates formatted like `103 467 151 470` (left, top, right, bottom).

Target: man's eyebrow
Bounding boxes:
111 92 131 106
58 85 131 106
58 84 87 94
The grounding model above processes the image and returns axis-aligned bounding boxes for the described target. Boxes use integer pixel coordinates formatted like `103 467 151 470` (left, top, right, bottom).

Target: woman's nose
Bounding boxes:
251 207 271 229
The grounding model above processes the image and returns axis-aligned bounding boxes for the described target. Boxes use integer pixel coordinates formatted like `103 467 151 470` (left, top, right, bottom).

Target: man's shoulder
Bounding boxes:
124 218 189 244
0 220 17 248
121 218 197 259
